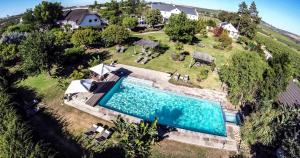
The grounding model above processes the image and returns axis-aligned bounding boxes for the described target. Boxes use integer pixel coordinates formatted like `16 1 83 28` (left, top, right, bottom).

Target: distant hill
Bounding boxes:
259 20 300 44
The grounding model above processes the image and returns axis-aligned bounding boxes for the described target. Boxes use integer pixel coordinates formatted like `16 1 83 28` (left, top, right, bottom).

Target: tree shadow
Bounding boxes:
250 143 277 158
126 36 142 45
150 106 183 141
94 146 126 158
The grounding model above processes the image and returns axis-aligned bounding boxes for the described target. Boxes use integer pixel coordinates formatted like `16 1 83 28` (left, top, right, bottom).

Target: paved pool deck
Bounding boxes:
64 64 240 152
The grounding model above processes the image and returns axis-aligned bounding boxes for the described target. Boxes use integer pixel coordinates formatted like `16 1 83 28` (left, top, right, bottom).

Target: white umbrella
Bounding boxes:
65 79 93 94
89 63 117 76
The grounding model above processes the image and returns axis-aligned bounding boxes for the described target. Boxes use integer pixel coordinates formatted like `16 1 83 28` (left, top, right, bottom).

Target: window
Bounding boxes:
94 19 98 22
89 19 92 22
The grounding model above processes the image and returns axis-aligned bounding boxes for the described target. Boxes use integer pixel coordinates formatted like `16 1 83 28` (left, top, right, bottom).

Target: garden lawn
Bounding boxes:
107 31 245 90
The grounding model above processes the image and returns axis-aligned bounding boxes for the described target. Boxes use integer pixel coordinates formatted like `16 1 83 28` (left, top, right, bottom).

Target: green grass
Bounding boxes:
258 26 300 52
107 31 245 90
18 73 63 101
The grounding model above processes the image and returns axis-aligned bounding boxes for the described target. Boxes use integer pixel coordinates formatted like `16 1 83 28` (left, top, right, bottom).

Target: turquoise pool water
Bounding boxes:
99 77 226 136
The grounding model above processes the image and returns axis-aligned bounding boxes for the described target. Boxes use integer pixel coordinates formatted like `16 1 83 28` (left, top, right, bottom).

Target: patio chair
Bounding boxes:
84 124 98 136
141 57 150 64
183 75 189 82
135 56 144 63
95 129 113 142
173 73 180 81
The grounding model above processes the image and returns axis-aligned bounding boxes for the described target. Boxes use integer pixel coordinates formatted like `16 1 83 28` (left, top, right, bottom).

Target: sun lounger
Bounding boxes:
95 129 112 142
135 56 144 63
84 124 98 136
183 75 189 82
141 57 150 64
173 73 180 81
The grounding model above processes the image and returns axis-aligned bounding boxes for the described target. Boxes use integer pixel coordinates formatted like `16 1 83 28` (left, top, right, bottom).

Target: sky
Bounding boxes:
0 0 299 35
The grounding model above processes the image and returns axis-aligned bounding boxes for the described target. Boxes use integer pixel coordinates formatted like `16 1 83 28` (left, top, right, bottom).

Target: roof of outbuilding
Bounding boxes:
62 9 100 24
134 39 159 48
151 2 197 16
192 51 214 63
278 80 300 106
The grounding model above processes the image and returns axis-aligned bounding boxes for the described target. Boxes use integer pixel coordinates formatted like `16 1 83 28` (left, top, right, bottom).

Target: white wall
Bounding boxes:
159 9 198 20
79 14 102 28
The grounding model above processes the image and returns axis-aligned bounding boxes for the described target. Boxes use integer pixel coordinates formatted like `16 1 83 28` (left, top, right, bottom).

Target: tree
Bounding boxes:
145 9 163 28
101 25 130 46
122 16 138 29
238 1 249 15
0 44 18 62
33 1 63 27
71 28 101 47
218 31 232 48
196 19 207 38
259 53 292 101
219 52 267 105
0 90 53 157
241 103 300 158
249 1 259 17
113 116 158 158
0 65 10 90
21 9 35 25
207 19 216 27
19 31 59 75
213 27 223 37
164 13 196 43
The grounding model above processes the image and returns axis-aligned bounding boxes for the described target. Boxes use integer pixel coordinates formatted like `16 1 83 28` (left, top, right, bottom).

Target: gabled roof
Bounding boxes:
219 22 238 33
62 9 101 24
278 80 300 106
151 2 197 16
192 51 214 63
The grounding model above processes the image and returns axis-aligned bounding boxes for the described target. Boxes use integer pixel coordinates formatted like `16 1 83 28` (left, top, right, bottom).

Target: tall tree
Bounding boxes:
219 51 267 105
249 1 258 17
238 1 249 15
113 116 158 158
164 13 196 43
259 53 292 101
122 16 138 29
145 9 163 28
21 9 35 25
33 1 63 27
19 31 59 75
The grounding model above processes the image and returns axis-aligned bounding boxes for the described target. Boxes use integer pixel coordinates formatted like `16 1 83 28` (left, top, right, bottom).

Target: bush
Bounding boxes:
219 31 232 48
0 32 28 44
69 68 89 80
213 27 223 37
197 67 209 81
101 25 130 47
71 28 101 47
122 16 138 29
64 47 84 56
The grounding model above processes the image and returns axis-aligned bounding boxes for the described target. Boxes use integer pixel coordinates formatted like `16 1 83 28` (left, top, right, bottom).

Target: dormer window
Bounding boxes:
89 19 92 22
94 19 98 22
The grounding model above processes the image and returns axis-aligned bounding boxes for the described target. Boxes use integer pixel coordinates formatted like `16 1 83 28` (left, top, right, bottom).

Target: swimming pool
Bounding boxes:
99 76 226 136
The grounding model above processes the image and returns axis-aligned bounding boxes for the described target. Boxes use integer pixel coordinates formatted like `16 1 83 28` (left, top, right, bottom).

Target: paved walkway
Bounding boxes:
115 64 228 104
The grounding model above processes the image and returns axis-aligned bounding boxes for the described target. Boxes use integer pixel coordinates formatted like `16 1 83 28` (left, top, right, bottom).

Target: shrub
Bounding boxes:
69 68 89 80
71 28 101 47
0 32 28 44
197 67 209 81
101 25 130 47
122 16 138 29
88 55 103 67
64 47 85 56
213 27 223 37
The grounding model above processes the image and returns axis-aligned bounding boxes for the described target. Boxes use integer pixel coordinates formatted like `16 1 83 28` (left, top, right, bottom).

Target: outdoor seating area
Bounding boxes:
172 73 189 82
134 39 160 64
83 123 114 142
64 63 123 107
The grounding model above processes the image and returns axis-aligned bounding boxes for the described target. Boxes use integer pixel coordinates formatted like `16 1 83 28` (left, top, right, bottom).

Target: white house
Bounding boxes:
151 2 199 21
58 9 106 29
219 22 239 39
